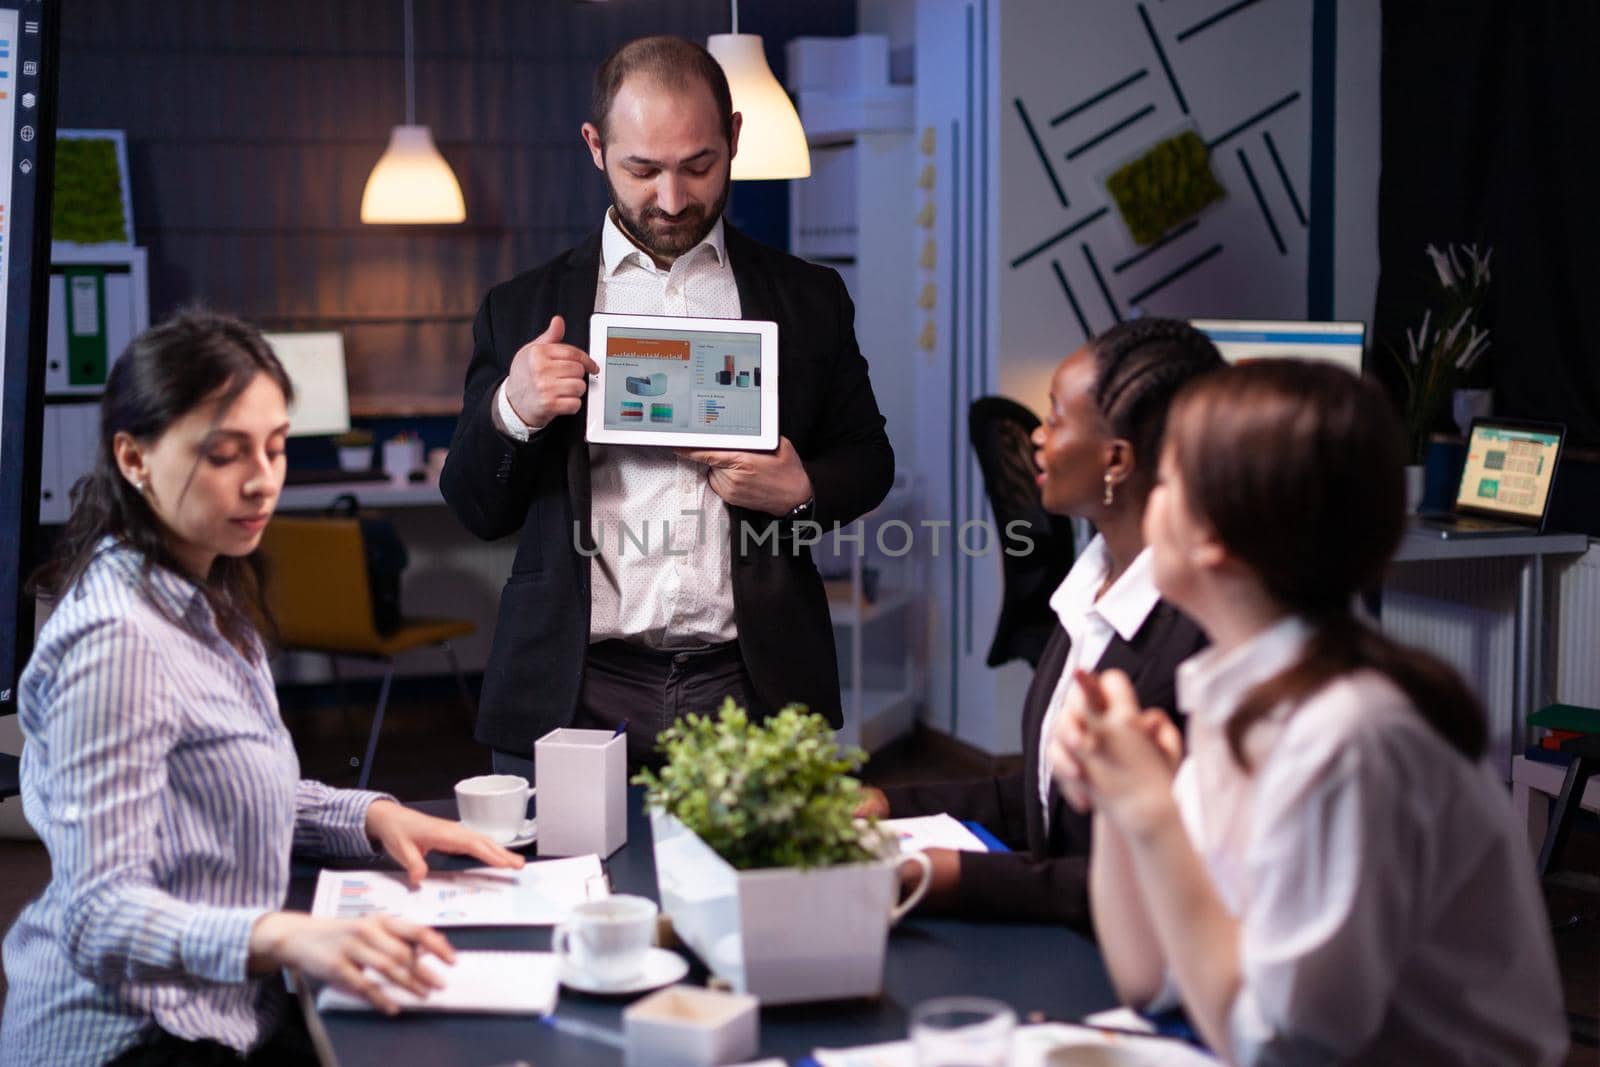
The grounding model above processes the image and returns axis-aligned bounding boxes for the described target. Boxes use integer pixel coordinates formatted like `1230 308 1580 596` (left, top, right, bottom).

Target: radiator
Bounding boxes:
1380 543 1599 774
1381 556 1521 771
1552 543 1600 707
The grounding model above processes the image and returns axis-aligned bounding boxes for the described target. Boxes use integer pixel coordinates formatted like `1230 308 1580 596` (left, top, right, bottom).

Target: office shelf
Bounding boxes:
819 481 922 752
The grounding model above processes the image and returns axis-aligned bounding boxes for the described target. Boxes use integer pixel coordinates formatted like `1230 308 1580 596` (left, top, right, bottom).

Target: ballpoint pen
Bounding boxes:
613 719 629 737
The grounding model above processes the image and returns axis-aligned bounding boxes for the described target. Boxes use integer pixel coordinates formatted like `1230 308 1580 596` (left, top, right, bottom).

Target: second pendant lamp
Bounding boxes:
707 1 810 181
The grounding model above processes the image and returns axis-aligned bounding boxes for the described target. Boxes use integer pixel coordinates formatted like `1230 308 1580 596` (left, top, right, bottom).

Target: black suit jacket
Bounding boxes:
441 225 895 757
882 602 1206 927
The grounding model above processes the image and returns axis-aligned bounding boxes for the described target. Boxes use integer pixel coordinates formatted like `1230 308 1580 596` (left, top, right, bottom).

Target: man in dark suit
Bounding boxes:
441 36 894 775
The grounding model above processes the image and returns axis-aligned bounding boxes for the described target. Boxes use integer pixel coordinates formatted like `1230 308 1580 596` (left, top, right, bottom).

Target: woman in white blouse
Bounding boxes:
1 312 523 1066
1051 361 1566 1065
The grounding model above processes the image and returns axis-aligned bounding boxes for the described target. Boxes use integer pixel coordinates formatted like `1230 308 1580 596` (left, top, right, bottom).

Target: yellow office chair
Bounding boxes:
258 516 475 790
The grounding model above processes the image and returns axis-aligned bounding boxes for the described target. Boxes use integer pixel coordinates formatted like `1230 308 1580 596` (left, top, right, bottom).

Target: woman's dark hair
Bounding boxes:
591 35 734 146
31 309 294 656
1087 318 1225 495
1166 360 1486 767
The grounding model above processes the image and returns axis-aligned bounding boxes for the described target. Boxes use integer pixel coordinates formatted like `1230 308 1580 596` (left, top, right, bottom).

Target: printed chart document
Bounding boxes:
317 950 559 1015
813 1022 1215 1066
310 855 607 927
880 814 993 854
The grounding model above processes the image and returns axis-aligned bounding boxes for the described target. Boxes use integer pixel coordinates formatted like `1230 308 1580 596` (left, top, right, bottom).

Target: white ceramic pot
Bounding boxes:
337 444 372 472
649 809 932 1004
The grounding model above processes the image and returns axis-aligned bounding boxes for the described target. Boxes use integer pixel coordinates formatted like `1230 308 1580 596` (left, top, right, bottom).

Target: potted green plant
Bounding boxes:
1390 244 1493 466
333 429 374 472
637 701 931 1004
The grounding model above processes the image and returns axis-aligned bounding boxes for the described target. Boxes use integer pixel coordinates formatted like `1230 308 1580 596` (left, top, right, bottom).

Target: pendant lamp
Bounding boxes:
361 0 466 223
707 2 810 180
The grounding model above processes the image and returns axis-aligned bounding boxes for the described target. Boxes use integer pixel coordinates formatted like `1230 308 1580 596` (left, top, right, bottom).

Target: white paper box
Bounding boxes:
623 985 759 1067
535 728 626 857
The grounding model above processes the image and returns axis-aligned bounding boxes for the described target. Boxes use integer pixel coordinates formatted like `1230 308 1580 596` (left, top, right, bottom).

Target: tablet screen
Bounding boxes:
589 314 778 450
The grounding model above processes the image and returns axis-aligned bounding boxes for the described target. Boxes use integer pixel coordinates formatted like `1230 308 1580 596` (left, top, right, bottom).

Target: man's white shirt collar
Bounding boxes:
600 209 726 278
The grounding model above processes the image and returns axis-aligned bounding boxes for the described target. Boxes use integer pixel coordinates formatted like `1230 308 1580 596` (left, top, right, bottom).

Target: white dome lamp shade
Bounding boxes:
707 8 809 181
361 0 465 223
361 125 465 223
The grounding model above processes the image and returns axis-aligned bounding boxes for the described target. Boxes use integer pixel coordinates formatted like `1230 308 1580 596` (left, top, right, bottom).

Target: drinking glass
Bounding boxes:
911 996 1015 1067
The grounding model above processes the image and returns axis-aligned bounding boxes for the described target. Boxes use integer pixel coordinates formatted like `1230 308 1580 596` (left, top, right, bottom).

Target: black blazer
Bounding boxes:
882 602 1206 927
441 225 895 757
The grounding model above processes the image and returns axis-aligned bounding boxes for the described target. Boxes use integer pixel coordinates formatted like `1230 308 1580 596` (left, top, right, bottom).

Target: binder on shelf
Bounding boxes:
64 267 109 387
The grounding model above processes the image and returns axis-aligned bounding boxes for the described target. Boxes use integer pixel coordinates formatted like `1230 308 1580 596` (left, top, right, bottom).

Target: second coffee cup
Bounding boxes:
454 774 533 844
553 895 657 986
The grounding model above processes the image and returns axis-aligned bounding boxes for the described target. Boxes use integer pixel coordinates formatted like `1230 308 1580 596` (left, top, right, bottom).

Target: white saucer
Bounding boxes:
560 947 689 996
501 818 537 849
462 817 537 849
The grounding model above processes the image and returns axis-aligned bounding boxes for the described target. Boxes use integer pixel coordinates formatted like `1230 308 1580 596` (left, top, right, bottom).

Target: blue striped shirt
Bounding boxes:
1 540 391 1065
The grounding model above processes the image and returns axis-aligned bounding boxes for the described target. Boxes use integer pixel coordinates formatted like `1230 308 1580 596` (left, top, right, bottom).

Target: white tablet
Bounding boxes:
586 313 780 450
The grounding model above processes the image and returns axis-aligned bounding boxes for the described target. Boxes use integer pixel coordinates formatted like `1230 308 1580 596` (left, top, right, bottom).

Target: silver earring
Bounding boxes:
134 480 148 495
1103 472 1115 507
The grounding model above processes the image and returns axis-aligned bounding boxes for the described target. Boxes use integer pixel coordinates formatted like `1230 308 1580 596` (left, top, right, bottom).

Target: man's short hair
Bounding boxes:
590 35 735 146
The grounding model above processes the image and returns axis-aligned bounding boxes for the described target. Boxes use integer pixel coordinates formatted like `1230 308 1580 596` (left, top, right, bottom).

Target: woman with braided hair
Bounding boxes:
856 318 1223 926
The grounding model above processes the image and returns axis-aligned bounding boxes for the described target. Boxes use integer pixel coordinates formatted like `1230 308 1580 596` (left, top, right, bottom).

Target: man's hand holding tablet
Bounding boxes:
504 315 600 430
676 437 814 516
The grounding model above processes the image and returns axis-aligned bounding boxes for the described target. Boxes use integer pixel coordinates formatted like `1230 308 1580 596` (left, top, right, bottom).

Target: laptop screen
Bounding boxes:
1454 421 1562 520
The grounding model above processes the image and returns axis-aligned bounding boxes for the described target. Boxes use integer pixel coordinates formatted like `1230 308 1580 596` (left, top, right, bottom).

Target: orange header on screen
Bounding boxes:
607 336 690 360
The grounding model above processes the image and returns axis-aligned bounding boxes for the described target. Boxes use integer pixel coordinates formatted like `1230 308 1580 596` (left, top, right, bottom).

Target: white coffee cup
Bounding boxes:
553 895 657 986
454 774 533 844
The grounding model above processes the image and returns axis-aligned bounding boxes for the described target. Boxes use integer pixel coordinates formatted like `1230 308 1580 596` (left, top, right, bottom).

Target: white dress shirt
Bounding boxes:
1036 537 1160 831
1164 616 1566 1066
495 211 739 648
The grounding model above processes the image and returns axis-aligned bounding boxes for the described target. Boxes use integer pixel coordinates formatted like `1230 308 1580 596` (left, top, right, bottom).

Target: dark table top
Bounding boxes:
288 788 1116 1067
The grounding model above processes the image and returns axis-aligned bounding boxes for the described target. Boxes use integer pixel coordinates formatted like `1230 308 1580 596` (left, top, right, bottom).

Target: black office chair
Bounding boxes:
969 397 1076 669
1 750 19 801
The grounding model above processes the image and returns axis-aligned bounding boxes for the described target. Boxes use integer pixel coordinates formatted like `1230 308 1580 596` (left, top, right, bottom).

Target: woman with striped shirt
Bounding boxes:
1 312 524 1066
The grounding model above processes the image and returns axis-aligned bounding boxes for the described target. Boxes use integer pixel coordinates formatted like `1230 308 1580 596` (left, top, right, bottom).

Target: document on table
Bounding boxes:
310 855 607 927
316 950 559 1014
813 1022 1215 1066
880 813 993 853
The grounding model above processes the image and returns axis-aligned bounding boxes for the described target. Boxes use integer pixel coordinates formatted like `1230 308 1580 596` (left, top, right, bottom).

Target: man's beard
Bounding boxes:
606 168 731 263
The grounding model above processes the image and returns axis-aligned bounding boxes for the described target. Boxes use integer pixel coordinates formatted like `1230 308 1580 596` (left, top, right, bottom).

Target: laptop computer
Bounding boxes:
1419 417 1566 538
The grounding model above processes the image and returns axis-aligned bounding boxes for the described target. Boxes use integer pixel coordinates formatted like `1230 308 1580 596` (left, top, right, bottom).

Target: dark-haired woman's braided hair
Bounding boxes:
1088 318 1226 489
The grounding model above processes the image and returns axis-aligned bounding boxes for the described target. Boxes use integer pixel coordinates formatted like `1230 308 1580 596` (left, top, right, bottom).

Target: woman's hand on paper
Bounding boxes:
854 786 890 820
249 912 454 1015
677 436 814 516
365 800 525 887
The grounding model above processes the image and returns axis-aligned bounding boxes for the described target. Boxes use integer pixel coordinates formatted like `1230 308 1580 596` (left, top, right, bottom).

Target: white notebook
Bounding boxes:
316 950 559 1015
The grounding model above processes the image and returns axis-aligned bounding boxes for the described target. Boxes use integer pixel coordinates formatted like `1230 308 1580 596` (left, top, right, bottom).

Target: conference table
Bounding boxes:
288 789 1120 1066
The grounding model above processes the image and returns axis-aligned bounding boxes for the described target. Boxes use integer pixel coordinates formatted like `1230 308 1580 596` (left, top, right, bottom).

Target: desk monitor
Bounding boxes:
586 313 779 450
1 0 59 709
1190 319 1366 374
263 331 352 437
